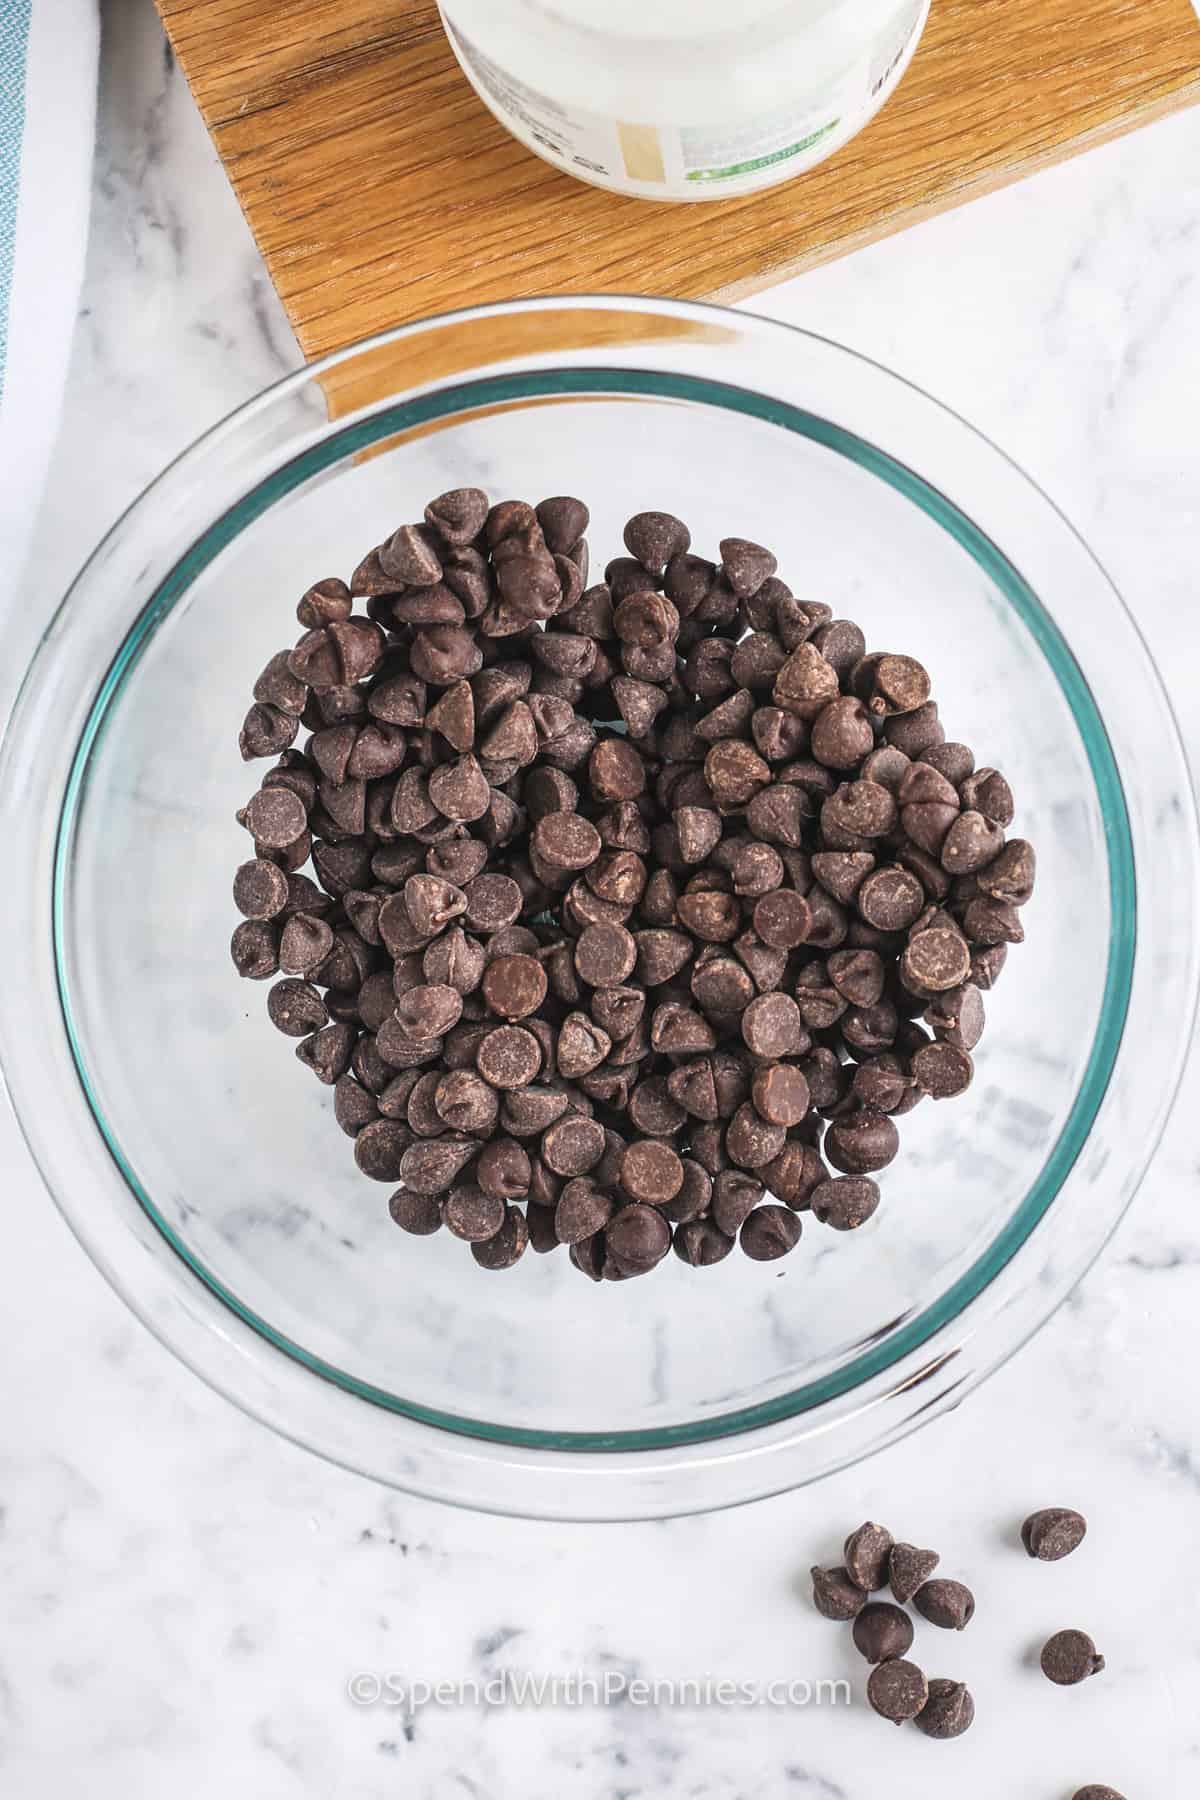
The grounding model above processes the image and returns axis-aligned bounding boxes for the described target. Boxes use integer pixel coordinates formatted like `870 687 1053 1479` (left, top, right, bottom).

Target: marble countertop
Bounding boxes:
4 3 1199 1794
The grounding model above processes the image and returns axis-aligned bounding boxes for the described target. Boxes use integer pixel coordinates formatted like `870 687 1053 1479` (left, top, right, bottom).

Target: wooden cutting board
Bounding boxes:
157 0 1200 364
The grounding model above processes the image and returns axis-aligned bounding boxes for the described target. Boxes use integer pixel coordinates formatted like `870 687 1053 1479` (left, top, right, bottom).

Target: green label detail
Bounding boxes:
685 119 839 183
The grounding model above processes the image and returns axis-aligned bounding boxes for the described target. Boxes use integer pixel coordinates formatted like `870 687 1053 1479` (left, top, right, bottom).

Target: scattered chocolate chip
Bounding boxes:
915 1678 975 1739
844 1522 894 1592
853 1602 914 1664
810 1566 868 1621
1021 1507 1087 1562
1041 1629 1104 1686
868 1658 929 1726
913 1580 975 1631
890 1543 940 1605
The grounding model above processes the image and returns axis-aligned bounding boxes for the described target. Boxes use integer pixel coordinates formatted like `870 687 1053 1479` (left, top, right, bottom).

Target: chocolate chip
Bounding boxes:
296 1021 355 1085
243 787 307 851
231 919 280 979
868 1659 929 1726
233 858 290 921
960 766 1014 825
924 982 984 1051
914 1678 974 1739
811 851 875 905
741 992 804 1058
810 696 875 769
772 643 840 720
751 1063 811 1127
911 1040 973 1099
719 536 776 598
471 1204 529 1269
388 1188 443 1235
855 867 922 935
395 1134 478 1192
279 912 335 976
267 979 328 1037
852 1602 914 1664
573 922 636 987
844 1522 894 1591
825 1110 899 1175
962 894 1025 946
475 1137 532 1199
550 1177 611 1244
635 929 693 986
890 1543 940 1605
941 809 1005 874
542 1114 607 1177
810 1566 868 1621
901 927 972 994
676 889 740 943
752 890 811 949
394 983 463 1040
434 1070 500 1135
482 954 548 1020
501 1085 569 1136
673 1220 734 1266
811 1176 880 1230
476 1025 543 1089
725 1102 786 1171
913 1580 975 1631
1041 1628 1104 1685
624 511 690 573
531 812 602 873
444 1185 506 1242
977 836 1036 904
1070 1789 1125 1800
606 1203 672 1272
740 1204 801 1260
428 753 490 822
1021 1508 1087 1561
620 1139 684 1205
240 702 300 760
859 653 931 717
297 577 352 629
422 486 489 545
701 1169 754 1236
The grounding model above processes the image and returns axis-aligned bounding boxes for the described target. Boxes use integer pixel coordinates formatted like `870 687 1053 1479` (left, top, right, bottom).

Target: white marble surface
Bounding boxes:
4 2 1200 1793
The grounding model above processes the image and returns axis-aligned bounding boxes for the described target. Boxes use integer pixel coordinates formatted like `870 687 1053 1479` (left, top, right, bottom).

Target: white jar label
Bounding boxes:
440 1 927 201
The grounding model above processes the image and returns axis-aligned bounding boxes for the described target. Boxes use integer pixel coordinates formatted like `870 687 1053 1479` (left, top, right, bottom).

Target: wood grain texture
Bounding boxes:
156 0 1200 363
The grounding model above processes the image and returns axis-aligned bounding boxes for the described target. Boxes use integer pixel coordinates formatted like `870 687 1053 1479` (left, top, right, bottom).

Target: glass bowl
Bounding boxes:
2 297 1195 1520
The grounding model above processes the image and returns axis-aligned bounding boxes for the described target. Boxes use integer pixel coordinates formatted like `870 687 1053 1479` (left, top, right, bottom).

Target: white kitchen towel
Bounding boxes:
0 0 98 579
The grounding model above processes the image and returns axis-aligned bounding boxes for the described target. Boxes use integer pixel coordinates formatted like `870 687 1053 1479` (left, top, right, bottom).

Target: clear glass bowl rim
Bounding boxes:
2 294 1196 1518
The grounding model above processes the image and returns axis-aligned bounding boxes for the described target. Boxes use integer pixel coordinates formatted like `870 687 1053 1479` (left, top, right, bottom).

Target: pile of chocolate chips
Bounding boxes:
812 1505 1115 1779
230 490 1035 1276
812 1520 978 1735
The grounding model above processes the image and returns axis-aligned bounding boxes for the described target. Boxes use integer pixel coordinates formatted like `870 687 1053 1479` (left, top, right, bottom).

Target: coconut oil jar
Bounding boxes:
439 0 930 201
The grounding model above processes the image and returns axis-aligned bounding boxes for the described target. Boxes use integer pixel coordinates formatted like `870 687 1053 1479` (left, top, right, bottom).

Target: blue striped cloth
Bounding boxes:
0 0 98 574
0 1 31 401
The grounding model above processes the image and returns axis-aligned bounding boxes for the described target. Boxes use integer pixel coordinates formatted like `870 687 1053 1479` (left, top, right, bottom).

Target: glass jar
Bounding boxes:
438 0 930 201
